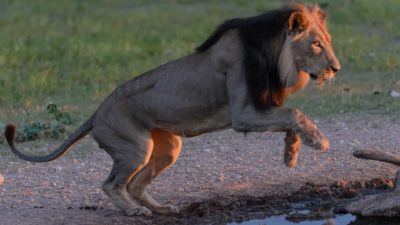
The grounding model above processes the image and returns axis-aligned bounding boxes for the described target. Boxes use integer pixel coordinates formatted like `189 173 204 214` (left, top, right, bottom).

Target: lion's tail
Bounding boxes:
4 113 96 162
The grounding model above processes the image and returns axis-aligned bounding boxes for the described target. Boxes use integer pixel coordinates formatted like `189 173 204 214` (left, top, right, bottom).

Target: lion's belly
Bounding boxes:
157 107 232 137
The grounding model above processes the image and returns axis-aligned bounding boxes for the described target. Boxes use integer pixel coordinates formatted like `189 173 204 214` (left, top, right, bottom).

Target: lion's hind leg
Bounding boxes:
128 129 182 215
93 126 154 216
102 163 152 216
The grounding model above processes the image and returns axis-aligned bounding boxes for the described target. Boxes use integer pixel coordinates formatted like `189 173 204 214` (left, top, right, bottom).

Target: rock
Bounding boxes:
348 150 400 218
389 90 400 98
345 192 400 217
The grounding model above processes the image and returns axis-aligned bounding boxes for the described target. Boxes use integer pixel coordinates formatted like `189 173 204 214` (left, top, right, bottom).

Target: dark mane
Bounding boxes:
195 18 244 52
196 8 295 110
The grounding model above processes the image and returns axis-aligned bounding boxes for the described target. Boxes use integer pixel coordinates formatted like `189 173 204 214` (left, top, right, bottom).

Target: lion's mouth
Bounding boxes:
309 73 328 86
310 73 319 80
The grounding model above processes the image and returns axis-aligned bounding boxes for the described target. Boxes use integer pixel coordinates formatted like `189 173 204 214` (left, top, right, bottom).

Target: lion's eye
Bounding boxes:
313 41 321 47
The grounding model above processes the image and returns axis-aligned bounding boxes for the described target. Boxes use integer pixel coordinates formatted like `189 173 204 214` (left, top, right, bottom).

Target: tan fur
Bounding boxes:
5 4 340 216
284 131 302 168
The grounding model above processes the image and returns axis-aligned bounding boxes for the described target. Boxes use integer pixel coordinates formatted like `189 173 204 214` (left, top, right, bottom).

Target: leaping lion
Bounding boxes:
5 4 340 216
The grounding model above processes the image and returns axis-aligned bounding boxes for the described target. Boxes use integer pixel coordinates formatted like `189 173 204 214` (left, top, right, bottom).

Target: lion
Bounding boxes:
5 4 340 216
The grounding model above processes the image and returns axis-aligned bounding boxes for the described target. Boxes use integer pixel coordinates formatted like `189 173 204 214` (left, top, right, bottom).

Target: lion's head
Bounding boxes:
282 4 341 87
196 3 341 110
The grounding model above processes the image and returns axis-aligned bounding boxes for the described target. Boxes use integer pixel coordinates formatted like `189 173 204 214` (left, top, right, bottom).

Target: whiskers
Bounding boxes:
313 71 336 90
328 77 335 85
314 81 324 90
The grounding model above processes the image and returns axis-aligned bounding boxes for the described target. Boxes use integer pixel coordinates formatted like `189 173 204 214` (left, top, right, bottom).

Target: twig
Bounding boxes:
353 149 400 167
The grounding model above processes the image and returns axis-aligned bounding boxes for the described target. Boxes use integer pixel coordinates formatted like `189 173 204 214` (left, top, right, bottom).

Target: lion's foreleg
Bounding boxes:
232 107 329 151
289 108 329 151
284 131 301 168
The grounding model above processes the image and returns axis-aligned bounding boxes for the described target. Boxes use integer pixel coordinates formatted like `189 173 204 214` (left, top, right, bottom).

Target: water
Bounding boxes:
228 213 356 225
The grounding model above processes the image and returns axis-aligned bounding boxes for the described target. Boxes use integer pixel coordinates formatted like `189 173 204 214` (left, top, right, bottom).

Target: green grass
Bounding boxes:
0 0 400 127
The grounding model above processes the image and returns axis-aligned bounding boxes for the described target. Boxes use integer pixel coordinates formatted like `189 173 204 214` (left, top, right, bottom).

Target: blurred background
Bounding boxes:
0 0 399 139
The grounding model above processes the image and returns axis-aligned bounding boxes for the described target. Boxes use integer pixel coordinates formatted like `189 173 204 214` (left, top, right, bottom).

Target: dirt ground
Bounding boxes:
1 113 399 225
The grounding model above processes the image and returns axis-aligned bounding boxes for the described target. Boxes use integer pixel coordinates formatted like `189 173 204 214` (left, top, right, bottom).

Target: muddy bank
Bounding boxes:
1 178 396 225
176 178 395 225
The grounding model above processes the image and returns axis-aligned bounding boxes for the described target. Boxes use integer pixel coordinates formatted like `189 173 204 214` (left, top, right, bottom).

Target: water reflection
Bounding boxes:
229 214 355 225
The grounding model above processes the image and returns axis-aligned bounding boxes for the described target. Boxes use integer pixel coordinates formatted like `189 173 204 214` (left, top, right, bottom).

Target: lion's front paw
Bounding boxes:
317 138 330 151
125 206 152 216
155 204 180 215
302 130 329 151
284 151 299 168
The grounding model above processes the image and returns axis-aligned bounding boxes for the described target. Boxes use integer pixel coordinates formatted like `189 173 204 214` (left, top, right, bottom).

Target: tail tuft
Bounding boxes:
5 124 16 146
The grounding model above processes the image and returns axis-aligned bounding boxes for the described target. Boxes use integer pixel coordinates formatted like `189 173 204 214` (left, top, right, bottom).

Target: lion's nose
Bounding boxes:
330 66 339 73
329 58 341 73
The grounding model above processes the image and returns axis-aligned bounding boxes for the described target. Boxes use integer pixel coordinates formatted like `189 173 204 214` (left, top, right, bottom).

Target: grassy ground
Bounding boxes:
0 0 399 133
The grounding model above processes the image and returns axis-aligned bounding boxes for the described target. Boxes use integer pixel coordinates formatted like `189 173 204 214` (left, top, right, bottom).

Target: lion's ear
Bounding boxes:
288 12 308 33
318 10 327 26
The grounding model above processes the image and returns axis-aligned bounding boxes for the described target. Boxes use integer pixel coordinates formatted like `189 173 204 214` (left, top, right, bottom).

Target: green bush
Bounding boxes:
15 104 72 142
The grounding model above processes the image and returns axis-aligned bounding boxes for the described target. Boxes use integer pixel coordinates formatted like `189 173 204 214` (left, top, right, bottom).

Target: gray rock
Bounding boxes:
345 191 400 217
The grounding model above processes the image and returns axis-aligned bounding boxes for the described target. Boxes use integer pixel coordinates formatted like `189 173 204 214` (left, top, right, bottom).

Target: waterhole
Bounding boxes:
228 212 356 225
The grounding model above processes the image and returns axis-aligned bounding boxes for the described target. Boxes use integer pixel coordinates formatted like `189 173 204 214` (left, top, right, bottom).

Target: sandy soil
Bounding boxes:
0 113 399 225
